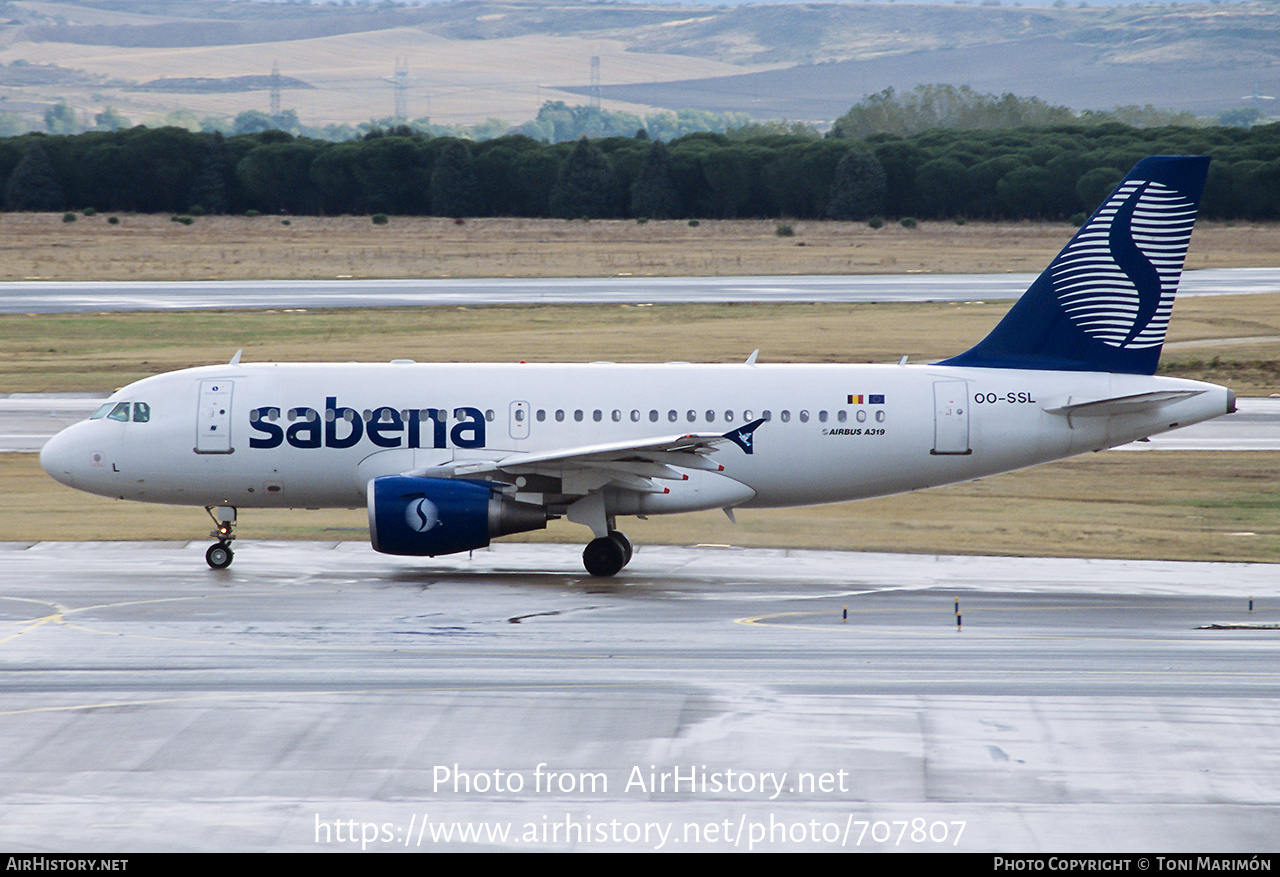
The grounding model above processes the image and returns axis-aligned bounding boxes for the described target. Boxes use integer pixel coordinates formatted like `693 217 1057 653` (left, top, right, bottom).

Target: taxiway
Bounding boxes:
2 267 1278 314
0 542 1276 852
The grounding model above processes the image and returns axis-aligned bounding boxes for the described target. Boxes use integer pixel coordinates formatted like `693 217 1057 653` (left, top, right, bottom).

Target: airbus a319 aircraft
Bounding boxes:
41 156 1234 576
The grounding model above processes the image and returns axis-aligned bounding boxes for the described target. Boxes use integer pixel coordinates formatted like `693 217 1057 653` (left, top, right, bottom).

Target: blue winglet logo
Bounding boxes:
723 418 766 455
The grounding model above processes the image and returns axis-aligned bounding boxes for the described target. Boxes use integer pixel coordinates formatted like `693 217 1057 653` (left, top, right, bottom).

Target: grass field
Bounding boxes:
4 296 1278 394
3 216 1277 562
4 214 1279 282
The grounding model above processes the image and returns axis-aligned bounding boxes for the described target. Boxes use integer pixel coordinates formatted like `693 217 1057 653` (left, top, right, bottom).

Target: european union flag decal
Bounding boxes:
847 394 886 404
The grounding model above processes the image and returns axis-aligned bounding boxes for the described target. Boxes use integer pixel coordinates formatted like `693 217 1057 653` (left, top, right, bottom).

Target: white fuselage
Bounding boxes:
40 360 1233 516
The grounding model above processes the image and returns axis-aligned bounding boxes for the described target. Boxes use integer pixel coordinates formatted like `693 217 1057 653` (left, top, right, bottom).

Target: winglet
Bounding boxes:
938 156 1210 375
722 418 766 455
229 349 243 366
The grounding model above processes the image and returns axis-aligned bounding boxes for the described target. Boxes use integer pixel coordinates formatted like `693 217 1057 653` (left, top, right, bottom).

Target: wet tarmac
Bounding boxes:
1 542 1276 851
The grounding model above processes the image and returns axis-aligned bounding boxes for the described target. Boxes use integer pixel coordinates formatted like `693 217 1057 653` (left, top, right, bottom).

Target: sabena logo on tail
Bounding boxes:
1053 176 1196 350
941 156 1210 376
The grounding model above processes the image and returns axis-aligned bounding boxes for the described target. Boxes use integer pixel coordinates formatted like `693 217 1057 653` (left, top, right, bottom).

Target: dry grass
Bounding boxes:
3 294 1278 393
4 214 1279 282
0 28 765 127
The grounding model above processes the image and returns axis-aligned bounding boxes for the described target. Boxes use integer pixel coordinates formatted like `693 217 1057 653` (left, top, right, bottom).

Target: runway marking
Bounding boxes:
13 588 1275 655
736 610 824 626
0 684 681 717
69 593 278 613
0 595 66 611
736 604 1279 638
0 611 61 645
0 599 69 645
0 692 289 716
14 593 640 659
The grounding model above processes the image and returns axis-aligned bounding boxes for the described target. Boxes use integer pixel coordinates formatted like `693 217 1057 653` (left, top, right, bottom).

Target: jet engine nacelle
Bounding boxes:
368 475 548 557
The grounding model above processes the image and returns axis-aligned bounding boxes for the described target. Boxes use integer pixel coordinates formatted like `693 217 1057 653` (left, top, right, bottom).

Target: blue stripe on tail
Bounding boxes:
938 156 1210 375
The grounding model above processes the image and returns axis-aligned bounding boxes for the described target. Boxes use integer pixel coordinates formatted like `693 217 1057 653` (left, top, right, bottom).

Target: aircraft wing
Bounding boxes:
403 419 765 494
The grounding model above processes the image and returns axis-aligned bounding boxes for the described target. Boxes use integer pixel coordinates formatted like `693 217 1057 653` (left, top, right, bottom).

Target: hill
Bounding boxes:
0 0 1276 128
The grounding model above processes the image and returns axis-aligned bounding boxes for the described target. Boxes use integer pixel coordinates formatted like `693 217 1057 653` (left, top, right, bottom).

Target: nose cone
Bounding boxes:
40 425 87 490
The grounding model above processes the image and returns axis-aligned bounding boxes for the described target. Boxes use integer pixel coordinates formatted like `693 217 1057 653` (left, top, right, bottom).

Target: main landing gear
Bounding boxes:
205 506 237 570
566 496 633 577
582 530 633 577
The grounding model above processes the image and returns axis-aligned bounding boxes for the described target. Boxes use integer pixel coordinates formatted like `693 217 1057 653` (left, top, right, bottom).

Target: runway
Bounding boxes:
0 541 1277 852
2 267 1279 313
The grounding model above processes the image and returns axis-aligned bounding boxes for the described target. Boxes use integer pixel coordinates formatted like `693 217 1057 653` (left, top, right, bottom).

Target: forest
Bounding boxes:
2 117 1278 222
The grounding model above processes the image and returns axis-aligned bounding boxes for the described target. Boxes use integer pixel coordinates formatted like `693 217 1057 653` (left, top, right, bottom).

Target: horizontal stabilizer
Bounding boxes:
1043 390 1206 418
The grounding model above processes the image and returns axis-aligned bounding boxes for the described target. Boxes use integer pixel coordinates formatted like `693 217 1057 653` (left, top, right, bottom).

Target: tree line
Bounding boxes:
14 98 759 146
3 120 1279 221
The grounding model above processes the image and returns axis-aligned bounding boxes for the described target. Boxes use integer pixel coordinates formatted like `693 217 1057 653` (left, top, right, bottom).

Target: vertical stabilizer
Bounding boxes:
939 156 1210 375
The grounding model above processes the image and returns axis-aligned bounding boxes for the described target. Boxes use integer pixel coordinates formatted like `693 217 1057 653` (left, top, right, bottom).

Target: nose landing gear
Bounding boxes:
205 506 237 570
206 541 233 570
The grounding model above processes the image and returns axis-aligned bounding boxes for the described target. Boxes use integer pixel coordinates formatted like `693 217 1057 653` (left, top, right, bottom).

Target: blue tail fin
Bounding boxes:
939 156 1210 375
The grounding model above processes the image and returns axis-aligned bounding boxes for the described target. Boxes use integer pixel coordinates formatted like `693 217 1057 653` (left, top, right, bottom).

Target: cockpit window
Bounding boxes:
90 401 149 422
